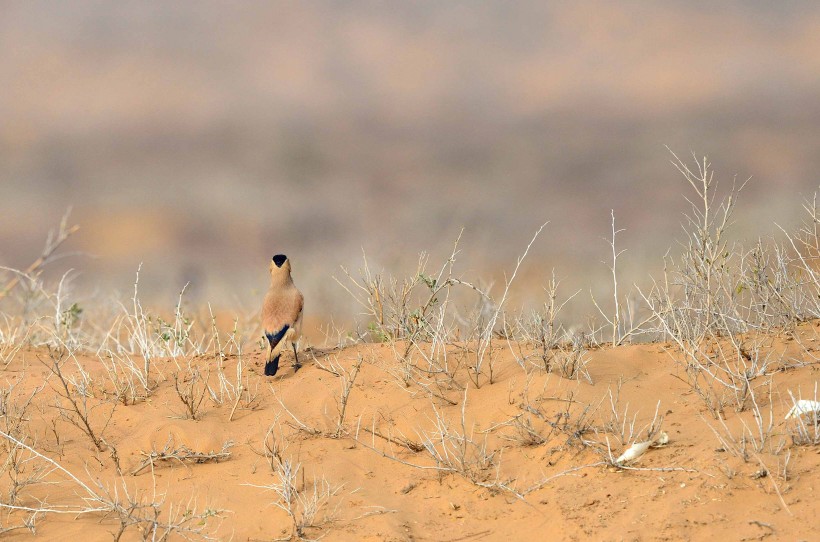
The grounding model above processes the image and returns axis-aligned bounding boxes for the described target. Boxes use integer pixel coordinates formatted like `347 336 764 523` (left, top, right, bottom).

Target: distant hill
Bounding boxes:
2 1 819 313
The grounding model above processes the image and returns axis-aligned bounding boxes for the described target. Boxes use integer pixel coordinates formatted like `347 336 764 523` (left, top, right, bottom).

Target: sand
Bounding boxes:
2 325 820 541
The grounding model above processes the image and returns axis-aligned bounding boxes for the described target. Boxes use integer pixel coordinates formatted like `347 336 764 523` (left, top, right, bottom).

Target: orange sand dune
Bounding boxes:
3 326 820 541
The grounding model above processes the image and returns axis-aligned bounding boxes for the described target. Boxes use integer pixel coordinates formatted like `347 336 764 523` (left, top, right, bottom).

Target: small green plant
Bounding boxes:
61 302 83 330
367 321 390 343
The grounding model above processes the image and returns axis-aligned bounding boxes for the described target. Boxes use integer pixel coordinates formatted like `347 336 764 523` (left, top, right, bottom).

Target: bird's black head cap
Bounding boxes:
272 254 288 268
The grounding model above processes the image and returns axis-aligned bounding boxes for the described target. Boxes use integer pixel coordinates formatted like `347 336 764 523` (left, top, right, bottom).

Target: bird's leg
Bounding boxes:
292 342 301 372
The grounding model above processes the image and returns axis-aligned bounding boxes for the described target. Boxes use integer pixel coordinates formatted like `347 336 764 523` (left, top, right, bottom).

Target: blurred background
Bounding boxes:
2 1 820 337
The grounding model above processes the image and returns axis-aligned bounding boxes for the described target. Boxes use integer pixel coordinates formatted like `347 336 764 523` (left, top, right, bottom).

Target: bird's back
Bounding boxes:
262 283 303 332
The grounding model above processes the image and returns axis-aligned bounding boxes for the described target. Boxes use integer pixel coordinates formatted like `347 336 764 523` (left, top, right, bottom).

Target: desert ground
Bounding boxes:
2 330 819 542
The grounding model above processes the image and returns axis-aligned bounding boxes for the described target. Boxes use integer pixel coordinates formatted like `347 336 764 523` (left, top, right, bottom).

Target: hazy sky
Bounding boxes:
2 1 819 317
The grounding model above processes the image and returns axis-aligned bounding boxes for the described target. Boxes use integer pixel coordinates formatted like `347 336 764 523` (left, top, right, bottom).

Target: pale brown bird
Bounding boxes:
262 254 303 376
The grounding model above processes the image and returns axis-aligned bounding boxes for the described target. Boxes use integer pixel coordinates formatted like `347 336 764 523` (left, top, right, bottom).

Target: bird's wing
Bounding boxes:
265 324 291 350
294 291 304 322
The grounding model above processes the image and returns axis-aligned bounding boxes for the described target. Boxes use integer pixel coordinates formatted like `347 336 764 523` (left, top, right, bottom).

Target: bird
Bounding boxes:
262 254 303 376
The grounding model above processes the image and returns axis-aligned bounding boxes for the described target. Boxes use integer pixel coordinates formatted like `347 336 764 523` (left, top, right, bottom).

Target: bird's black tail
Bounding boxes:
264 325 290 377
264 354 281 376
